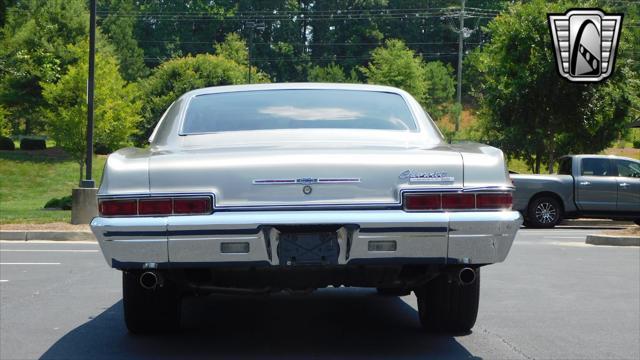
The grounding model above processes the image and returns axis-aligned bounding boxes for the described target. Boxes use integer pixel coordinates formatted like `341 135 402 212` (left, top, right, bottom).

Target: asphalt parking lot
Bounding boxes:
1 227 638 360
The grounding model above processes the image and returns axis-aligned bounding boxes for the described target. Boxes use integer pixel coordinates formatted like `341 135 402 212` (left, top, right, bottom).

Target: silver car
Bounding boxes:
91 83 522 333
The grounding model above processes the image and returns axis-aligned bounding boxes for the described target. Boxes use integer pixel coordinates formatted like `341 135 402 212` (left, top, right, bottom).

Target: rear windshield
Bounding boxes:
181 89 418 134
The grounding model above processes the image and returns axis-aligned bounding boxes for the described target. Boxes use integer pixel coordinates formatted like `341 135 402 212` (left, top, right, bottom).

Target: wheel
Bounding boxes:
376 287 411 296
634 219 640 226
527 196 562 228
122 271 181 334
416 269 480 333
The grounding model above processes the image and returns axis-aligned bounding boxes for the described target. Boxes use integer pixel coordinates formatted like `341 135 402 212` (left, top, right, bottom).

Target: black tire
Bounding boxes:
122 271 181 334
526 196 562 228
416 269 480 333
634 219 640 226
376 287 411 296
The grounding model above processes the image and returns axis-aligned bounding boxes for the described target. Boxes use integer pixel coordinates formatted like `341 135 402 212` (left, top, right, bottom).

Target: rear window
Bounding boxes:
181 89 418 134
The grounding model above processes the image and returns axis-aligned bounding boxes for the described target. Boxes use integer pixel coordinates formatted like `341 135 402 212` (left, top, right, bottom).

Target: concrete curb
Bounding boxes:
0 230 95 242
561 219 635 227
586 234 640 247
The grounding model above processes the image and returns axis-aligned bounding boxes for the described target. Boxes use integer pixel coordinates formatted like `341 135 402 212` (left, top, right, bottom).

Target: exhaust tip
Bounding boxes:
458 267 476 285
140 271 159 290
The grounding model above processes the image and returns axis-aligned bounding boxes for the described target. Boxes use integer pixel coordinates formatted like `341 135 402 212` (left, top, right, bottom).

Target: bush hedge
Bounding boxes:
0 136 15 150
44 195 72 210
20 138 46 150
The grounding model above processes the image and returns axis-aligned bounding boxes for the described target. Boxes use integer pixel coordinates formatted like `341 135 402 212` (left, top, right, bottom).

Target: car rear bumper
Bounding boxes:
90 210 522 269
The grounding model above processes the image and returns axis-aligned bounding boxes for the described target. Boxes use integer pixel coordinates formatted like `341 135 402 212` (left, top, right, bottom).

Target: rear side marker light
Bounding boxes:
174 198 211 214
477 193 512 209
221 242 250 254
138 198 172 215
441 194 475 209
99 200 137 216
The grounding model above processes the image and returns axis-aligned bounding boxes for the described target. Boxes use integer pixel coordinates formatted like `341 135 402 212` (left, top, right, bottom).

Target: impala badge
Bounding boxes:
399 170 455 183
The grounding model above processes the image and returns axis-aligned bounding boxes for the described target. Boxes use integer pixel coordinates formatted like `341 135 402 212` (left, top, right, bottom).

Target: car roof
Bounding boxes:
181 82 411 98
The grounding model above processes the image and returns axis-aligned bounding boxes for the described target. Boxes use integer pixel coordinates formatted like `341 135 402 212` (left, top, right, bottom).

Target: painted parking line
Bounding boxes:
0 249 98 253
0 263 61 265
543 236 585 239
0 280 8 282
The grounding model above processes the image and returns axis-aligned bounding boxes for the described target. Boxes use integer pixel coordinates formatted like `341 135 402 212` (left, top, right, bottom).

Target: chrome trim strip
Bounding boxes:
252 178 361 185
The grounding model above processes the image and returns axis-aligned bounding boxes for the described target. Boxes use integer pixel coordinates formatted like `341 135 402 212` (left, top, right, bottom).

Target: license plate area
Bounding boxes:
276 225 340 266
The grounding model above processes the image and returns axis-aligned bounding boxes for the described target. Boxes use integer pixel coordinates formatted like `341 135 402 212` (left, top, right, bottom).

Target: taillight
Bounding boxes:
138 198 173 215
99 200 137 216
477 193 512 209
404 194 441 210
98 196 212 216
174 197 211 214
442 194 475 209
403 192 512 211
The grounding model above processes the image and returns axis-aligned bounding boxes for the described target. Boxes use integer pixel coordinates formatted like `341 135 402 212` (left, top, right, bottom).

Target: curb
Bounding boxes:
561 219 635 227
586 234 640 247
0 230 95 242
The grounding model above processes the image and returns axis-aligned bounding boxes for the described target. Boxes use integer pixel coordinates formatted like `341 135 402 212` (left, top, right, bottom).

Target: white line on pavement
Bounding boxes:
543 236 586 239
0 280 8 282
0 262 61 265
0 249 98 253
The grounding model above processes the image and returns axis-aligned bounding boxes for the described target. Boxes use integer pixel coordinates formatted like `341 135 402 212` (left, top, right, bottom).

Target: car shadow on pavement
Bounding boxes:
41 288 480 360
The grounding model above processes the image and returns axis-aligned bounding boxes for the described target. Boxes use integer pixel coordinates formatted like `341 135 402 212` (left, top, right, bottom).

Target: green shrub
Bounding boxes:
20 138 46 150
633 140 640 149
0 136 15 150
44 195 72 210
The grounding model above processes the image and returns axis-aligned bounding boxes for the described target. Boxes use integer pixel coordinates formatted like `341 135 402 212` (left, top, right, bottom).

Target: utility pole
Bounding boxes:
246 21 265 84
82 0 96 188
455 0 465 132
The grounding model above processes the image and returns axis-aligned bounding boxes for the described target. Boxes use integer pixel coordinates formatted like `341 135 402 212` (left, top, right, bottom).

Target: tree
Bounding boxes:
41 42 141 183
0 105 11 137
99 0 149 81
361 39 455 120
0 0 88 134
214 33 249 66
308 63 358 83
136 53 269 144
467 0 638 174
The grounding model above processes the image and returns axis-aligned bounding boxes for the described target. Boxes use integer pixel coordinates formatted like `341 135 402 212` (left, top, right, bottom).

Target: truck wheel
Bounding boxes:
416 269 480 333
376 287 411 296
122 271 181 334
527 196 562 228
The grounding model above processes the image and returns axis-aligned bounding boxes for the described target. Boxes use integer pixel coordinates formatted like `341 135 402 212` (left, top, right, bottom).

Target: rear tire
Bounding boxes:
527 196 562 228
416 269 480 333
122 271 181 334
376 287 411 296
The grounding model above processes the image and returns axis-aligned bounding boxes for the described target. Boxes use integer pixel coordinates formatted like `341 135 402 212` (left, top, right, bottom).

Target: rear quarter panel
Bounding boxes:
510 174 576 213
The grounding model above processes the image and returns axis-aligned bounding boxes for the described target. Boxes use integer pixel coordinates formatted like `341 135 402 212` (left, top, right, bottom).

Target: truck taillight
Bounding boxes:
99 196 212 217
476 193 512 209
403 192 512 211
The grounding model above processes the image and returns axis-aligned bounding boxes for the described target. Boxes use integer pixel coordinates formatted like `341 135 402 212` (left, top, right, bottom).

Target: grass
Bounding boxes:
0 149 105 224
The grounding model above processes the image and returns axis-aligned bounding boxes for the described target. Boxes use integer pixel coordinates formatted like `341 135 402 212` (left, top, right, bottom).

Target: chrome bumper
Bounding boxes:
90 210 522 269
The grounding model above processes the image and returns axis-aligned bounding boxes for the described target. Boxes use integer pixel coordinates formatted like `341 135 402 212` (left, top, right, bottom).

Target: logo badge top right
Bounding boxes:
548 9 623 82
